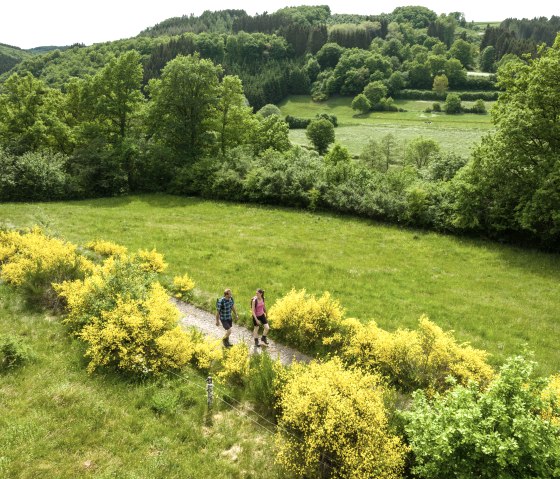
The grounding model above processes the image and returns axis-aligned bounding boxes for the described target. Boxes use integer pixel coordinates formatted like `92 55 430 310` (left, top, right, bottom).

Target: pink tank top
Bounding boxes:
253 297 265 316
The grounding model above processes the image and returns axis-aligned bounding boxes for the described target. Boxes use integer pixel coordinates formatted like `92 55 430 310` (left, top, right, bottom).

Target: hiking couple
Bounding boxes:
215 288 269 348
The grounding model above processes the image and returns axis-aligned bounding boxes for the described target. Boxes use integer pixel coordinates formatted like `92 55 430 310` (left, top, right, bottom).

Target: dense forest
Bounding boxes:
0 6 559 249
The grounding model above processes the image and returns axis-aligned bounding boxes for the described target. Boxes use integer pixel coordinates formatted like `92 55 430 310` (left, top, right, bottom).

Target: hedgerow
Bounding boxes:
327 315 493 394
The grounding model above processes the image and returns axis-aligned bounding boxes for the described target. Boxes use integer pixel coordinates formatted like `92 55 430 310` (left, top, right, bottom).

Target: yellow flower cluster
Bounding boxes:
217 342 250 386
85 239 128 257
276 358 406 479
171 273 196 301
180 328 222 373
335 315 494 393
78 283 186 373
268 288 345 348
56 250 208 376
542 374 560 426
135 249 168 273
0 228 93 306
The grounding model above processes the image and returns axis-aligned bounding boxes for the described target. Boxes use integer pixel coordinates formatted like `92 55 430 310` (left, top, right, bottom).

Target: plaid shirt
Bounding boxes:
217 296 235 322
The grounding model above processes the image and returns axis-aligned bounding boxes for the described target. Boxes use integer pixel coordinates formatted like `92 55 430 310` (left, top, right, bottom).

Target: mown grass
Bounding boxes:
0 284 281 478
1 194 559 375
279 95 494 157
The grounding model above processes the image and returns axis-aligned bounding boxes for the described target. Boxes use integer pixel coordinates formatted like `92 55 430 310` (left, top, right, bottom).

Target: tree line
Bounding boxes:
1 34 560 250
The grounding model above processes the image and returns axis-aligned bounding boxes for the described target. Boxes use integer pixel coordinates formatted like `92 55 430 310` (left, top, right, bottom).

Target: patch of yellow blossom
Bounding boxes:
172 273 196 301
217 342 250 386
78 283 184 374
541 374 560 426
85 239 128 257
276 357 406 479
332 315 494 393
268 288 345 348
0 228 93 306
135 249 168 273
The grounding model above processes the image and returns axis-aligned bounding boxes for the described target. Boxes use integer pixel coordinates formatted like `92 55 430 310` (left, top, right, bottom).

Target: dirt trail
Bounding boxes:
172 299 311 365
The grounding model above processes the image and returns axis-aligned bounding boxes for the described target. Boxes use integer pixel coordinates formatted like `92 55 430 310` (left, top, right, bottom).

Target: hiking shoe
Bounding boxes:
223 338 233 348
254 338 260 347
261 335 269 345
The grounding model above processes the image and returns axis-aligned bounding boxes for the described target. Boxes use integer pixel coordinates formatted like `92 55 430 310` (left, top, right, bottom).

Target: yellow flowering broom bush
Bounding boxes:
85 239 128 257
171 273 196 302
55 255 158 331
216 342 250 386
55 251 198 376
331 315 494 393
542 374 560 426
78 283 194 374
135 248 168 273
276 358 406 479
0 228 93 307
268 288 345 352
189 332 223 373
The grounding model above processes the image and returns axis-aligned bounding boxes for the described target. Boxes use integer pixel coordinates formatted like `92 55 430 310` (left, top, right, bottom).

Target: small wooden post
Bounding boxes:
206 375 214 408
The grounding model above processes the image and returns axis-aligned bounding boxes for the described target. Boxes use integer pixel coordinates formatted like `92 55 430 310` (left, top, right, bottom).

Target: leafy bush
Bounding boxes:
242 147 322 208
216 342 250 386
306 118 335 155
85 239 128 257
268 288 345 353
78 283 191 374
285 115 311 129
276 358 407 479
0 228 93 308
0 334 33 371
256 103 282 118
135 248 168 273
542 374 560 426
397 89 499 101
329 315 494 394
0 149 73 202
55 255 157 331
404 355 560 479
246 351 285 418
187 328 223 373
171 273 196 301
315 112 338 127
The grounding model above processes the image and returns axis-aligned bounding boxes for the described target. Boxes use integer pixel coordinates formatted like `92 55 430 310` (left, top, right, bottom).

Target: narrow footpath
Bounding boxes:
172 299 311 365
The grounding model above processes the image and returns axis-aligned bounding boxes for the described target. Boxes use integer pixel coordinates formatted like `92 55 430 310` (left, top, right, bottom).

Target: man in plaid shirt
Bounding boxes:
216 288 239 347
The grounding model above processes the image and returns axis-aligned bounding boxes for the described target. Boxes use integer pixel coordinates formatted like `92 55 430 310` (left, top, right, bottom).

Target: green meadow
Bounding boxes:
1 194 559 374
279 95 494 157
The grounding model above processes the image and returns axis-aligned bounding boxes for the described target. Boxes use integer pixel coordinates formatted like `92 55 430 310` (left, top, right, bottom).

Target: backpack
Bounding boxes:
250 296 257 310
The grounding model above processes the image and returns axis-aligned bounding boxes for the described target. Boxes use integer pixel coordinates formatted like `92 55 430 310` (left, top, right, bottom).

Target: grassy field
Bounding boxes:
0 284 280 479
279 95 494 157
1 194 559 375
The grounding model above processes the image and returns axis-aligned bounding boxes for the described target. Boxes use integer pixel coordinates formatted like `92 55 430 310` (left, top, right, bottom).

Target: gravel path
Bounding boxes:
172 299 311 365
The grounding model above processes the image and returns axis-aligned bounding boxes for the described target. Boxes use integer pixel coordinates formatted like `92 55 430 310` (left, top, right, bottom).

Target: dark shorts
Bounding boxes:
220 320 232 330
253 314 268 327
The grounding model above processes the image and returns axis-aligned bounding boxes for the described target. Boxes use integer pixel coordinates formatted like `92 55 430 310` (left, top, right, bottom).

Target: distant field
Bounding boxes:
279 95 494 157
1 194 559 375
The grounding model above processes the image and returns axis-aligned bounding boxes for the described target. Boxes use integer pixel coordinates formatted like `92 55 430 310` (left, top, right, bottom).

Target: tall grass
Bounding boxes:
1 194 559 374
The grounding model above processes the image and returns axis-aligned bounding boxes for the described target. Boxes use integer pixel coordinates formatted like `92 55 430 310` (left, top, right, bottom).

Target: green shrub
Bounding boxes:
0 149 72 202
404 355 560 479
0 334 33 371
246 351 284 418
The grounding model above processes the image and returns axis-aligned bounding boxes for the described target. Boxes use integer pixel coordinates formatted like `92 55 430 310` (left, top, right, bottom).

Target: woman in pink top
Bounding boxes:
251 288 270 347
